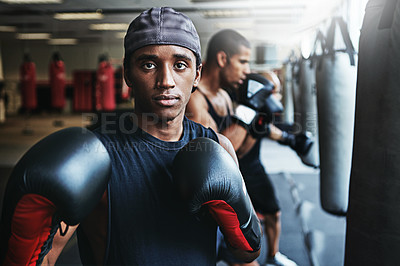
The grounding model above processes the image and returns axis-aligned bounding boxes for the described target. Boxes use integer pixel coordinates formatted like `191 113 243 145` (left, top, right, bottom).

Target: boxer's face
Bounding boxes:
220 45 251 90
126 45 201 122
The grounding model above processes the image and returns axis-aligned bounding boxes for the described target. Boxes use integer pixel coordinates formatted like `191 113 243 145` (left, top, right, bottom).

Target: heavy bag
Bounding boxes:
316 17 357 215
298 31 325 168
95 61 116 111
73 71 93 112
281 61 295 124
298 58 319 168
291 59 302 126
49 59 66 109
345 0 400 264
20 61 37 111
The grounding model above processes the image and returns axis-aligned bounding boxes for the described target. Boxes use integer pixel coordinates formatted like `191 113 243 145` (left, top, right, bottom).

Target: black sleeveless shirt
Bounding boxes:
199 91 232 132
90 115 219 265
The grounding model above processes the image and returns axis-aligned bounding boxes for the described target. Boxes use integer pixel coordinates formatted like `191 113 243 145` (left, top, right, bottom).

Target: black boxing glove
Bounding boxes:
173 138 262 254
232 104 271 139
0 127 111 266
249 114 271 138
278 131 314 156
238 73 284 120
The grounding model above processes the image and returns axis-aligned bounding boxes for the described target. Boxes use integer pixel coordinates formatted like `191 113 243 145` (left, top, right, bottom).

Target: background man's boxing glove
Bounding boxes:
278 131 314 156
0 127 111 266
237 73 284 120
233 73 284 138
173 138 262 255
232 105 270 139
249 114 271 138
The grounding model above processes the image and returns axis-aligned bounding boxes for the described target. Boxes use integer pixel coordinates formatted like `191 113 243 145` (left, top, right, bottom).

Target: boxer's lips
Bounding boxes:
153 94 180 107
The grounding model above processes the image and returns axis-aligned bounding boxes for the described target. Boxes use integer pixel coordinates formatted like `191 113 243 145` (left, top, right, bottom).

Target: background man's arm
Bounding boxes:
41 224 78 266
186 90 248 151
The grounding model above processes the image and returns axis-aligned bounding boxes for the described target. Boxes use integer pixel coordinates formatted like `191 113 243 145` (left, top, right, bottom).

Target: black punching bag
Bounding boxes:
316 17 357 215
298 31 326 168
282 61 295 124
345 0 400 265
298 57 319 168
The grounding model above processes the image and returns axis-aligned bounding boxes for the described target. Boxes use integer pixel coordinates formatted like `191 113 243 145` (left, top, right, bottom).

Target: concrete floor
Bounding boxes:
0 113 346 266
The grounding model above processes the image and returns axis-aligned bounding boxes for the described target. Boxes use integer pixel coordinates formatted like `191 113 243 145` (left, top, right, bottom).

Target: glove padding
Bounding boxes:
232 104 271 138
238 73 284 122
279 131 314 156
173 138 261 253
0 127 111 266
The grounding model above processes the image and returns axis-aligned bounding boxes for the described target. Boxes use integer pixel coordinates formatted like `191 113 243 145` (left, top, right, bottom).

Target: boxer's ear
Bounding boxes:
216 51 228 68
193 64 202 87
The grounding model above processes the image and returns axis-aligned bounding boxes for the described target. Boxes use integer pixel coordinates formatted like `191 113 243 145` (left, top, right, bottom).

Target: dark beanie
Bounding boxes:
124 7 201 65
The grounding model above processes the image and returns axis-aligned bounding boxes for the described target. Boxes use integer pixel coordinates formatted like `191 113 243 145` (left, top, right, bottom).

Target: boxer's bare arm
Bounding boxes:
218 89 248 151
42 189 109 266
187 90 248 151
236 134 258 159
41 223 78 266
220 123 248 152
216 133 239 165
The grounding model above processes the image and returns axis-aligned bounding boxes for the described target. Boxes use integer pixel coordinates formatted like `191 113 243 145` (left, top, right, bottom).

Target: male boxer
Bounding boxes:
186 29 299 266
0 8 261 266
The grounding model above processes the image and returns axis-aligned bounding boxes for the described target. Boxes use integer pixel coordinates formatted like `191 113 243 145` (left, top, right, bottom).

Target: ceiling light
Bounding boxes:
89 23 129 31
54 12 104 20
0 26 16 32
0 0 61 3
215 21 254 29
48 38 78 45
203 9 250 18
16 33 51 40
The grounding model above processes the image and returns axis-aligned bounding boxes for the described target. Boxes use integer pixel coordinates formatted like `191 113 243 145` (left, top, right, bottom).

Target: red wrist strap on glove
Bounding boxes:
4 194 57 266
203 200 253 252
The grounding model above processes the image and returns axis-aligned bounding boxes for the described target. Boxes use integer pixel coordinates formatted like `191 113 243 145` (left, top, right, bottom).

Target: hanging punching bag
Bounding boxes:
49 53 66 110
291 59 302 127
95 56 116 111
316 17 357 215
298 31 325 168
20 55 37 111
298 60 319 168
345 0 400 264
281 61 294 124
